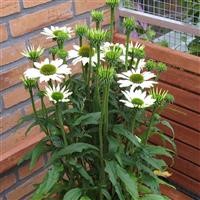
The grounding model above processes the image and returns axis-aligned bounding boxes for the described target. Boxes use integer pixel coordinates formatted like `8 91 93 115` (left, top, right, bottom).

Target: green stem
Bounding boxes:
79 36 83 47
56 103 68 145
57 39 64 49
143 107 156 144
131 109 137 133
96 21 100 30
110 8 115 42
29 88 38 118
125 33 130 70
98 82 110 200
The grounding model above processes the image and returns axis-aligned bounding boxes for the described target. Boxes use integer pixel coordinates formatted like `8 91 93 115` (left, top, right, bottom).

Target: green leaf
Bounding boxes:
105 161 125 200
48 143 99 164
31 163 63 200
69 159 94 185
73 112 101 126
80 196 91 200
63 188 82 200
160 120 174 138
102 189 112 200
116 165 139 200
145 145 173 158
25 121 39 135
113 124 140 147
140 194 170 200
30 140 49 169
18 151 32 165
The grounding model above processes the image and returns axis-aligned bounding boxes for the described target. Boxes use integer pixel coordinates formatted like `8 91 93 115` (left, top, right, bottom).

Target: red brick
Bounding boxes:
0 0 20 17
102 9 111 26
9 1 73 37
0 62 29 91
6 170 46 200
74 0 106 15
18 156 44 179
0 109 22 134
24 96 52 115
23 0 51 8
3 86 30 108
0 125 41 154
0 24 8 42
0 42 25 66
0 173 16 193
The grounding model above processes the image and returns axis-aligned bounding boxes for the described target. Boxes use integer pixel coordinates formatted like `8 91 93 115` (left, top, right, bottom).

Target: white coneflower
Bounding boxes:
41 26 72 39
24 58 71 83
68 45 101 66
45 84 72 104
117 68 157 90
120 89 155 108
21 45 44 60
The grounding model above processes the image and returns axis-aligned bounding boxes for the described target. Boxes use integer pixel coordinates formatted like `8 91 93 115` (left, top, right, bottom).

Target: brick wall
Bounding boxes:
0 0 110 199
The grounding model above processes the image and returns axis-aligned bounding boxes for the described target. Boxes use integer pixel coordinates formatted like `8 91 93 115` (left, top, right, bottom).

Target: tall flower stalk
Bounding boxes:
98 67 115 200
106 0 120 42
123 17 136 70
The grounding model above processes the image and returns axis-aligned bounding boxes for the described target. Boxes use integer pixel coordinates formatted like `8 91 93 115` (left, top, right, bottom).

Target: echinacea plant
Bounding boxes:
20 5 176 200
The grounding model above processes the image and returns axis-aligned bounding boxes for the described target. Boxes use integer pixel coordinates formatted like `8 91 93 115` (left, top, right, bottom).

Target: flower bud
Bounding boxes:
98 66 115 84
91 10 104 23
57 49 68 60
75 24 88 38
106 0 119 8
146 60 157 71
123 17 136 34
86 28 108 46
22 76 37 89
156 62 167 73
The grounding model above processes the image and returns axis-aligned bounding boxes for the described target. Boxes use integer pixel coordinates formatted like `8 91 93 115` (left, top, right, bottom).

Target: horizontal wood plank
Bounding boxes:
159 82 200 113
160 66 200 94
161 185 193 200
162 104 200 131
150 136 200 165
170 169 200 196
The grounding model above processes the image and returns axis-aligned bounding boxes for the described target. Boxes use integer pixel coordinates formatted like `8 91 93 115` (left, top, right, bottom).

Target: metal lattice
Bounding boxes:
119 0 200 54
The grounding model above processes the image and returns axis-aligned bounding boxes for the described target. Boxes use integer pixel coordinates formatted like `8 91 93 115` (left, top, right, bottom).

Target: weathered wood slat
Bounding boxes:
162 104 200 131
170 169 200 196
160 185 193 200
172 157 200 182
159 82 200 113
150 136 200 166
160 66 200 94
159 120 200 150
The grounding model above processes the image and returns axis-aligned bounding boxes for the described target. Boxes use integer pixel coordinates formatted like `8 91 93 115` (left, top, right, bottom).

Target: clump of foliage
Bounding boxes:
20 2 176 200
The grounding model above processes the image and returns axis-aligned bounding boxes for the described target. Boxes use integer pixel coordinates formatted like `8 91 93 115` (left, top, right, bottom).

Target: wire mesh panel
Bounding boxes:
122 0 200 25
119 0 200 55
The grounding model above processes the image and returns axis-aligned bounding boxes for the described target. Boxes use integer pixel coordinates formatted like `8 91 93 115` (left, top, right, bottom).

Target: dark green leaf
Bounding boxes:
116 165 139 200
69 159 94 185
73 112 101 126
113 124 140 147
63 188 82 200
48 143 99 164
105 161 125 200
80 196 91 200
31 163 63 200
102 189 112 200
140 194 170 200
30 140 50 169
